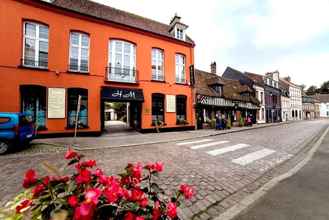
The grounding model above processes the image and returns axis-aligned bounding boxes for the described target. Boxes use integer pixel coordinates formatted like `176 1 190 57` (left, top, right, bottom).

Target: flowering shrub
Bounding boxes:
0 148 194 220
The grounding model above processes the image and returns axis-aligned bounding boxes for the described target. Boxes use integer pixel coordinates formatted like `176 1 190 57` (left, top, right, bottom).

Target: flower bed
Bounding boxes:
0 148 194 220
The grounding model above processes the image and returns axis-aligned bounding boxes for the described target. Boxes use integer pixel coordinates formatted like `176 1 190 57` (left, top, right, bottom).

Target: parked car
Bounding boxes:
0 113 35 154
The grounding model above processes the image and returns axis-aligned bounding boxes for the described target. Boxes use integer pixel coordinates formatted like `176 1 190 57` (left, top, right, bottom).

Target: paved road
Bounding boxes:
0 120 328 219
234 123 329 220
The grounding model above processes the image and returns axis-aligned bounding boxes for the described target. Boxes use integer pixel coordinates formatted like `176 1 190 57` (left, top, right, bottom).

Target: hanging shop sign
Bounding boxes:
48 88 66 119
197 94 234 107
101 87 144 102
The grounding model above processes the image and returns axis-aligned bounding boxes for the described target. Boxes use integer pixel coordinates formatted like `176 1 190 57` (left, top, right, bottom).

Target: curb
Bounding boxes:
213 125 329 220
68 121 293 151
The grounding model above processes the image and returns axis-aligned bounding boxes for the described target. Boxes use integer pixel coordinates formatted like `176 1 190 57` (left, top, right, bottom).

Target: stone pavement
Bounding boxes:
0 120 328 220
33 122 293 151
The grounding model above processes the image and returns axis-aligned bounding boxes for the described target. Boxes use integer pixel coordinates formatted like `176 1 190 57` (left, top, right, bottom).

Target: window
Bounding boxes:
20 85 47 130
67 88 88 128
175 54 186 83
260 92 264 104
176 95 187 124
152 93 165 125
176 28 184 40
109 40 136 82
152 48 164 81
69 32 89 72
23 21 48 68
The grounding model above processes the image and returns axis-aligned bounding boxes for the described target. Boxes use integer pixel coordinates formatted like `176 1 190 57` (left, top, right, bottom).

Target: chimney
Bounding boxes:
210 62 217 74
284 76 291 82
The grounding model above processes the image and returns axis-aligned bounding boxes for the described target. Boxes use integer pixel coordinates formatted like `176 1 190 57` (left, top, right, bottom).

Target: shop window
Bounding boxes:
151 48 164 81
23 21 48 68
20 85 47 130
152 93 165 125
69 32 89 72
109 40 136 83
175 54 186 84
67 88 88 128
176 95 187 124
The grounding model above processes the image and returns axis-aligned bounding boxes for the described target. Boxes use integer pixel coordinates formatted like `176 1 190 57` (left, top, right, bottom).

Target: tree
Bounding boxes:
319 81 329 94
306 85 318 95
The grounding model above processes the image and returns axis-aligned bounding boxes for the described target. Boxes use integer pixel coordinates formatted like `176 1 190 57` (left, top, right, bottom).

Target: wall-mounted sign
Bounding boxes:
166 95 176 113
197 94 234 107
101 87 144 102
48 88 66 118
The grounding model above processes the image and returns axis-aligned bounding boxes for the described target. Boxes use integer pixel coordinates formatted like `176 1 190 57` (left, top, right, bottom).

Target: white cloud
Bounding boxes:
247 0 329 48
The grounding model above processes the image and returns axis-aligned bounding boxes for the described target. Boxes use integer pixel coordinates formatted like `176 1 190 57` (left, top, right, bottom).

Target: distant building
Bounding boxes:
312 94 329 118
245 72 266 123
263 71 282 123
302 95 320 120
280 77 303 120
279 79 290 122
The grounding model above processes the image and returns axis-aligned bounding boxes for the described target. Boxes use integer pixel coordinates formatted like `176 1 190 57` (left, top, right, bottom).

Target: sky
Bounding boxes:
92 0 329 88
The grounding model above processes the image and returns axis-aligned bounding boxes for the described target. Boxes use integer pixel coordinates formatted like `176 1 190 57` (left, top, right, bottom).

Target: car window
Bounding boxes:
19 115 32 126
0 117 10 124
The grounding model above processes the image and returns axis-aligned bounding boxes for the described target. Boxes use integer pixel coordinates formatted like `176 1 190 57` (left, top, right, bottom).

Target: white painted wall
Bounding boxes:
254 85 266 123
320 103 329 117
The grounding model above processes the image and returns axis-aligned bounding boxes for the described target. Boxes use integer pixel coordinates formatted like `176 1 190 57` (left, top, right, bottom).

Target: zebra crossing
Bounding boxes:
176 138 292 169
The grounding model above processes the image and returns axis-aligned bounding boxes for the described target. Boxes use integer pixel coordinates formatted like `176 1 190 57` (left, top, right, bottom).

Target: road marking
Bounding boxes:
206 144 250 156
190 141 229 150
232 148 275 166
176 139 213 146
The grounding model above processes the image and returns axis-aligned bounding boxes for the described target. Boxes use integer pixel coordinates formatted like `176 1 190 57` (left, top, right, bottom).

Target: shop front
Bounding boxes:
196 94 258 129
101 87 144 133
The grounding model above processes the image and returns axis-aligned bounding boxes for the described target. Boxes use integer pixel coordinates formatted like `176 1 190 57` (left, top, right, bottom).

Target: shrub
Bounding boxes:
0 148 194 220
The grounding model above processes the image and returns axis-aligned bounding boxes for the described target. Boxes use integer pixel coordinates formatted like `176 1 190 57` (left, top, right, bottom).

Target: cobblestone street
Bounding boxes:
1 120 328 219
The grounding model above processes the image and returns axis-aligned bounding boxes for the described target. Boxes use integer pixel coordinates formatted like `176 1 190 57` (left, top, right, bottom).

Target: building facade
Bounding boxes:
279 79 290 122
264 71 282 123
0 0 195 136
312 94 329 118
245 73 266 123
302 95 320 120
280 77 303 120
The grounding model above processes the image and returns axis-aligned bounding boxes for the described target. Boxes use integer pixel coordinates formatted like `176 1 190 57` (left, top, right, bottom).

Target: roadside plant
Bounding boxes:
0 148 194 220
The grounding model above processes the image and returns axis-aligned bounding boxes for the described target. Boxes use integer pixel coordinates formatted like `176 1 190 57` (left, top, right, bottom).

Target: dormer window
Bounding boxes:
169 14 188 41
175 28 184 40
211 85 222 96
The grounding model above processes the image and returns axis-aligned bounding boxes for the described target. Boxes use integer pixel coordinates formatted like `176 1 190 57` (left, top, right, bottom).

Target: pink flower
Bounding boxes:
22 169 37 188
85 188 101 205
32 184 45 198
138 197 148 208
94 168 103 177
166 202 177 219
68 195 79 207
74 202 94 220
76 169 91 185
179 184 194 200
136 216 145 220
16 199 32 213
65 148 78 160
154 162 164 172
132 163 143 180
124 212 135 220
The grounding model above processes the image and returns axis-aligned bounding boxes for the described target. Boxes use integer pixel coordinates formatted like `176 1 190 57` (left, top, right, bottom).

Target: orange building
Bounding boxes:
0 0 195 136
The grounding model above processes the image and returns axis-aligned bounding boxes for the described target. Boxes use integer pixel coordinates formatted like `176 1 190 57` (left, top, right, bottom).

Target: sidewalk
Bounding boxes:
33 122 291 150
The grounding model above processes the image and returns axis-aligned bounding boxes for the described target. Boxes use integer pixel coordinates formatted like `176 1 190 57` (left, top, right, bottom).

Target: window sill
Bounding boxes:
151 123 167 126
19 65 49 71
104 79 139 84
67 70 90 75
151 80 166 83
175 82 190 86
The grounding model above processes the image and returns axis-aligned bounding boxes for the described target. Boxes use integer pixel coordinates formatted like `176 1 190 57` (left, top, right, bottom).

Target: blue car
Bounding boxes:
0 113 35 154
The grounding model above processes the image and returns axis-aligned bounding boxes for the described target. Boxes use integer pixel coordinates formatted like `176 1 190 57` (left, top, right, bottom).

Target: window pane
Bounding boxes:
24 38 35 64
39 25 48 39
39 41 48 67
124 42 131 54
25 23 36 37
70 33 79 45
80 60 88 72
81 34 89 47
70 46 78 59
81 48 88 59
70 58 78 70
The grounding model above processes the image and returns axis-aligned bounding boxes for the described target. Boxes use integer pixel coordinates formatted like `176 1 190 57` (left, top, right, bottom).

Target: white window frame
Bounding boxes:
23 21 49 68
108 39 136 82
175 28 185 40
152 48 164 81
175 54 186 84
69 32 90 72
